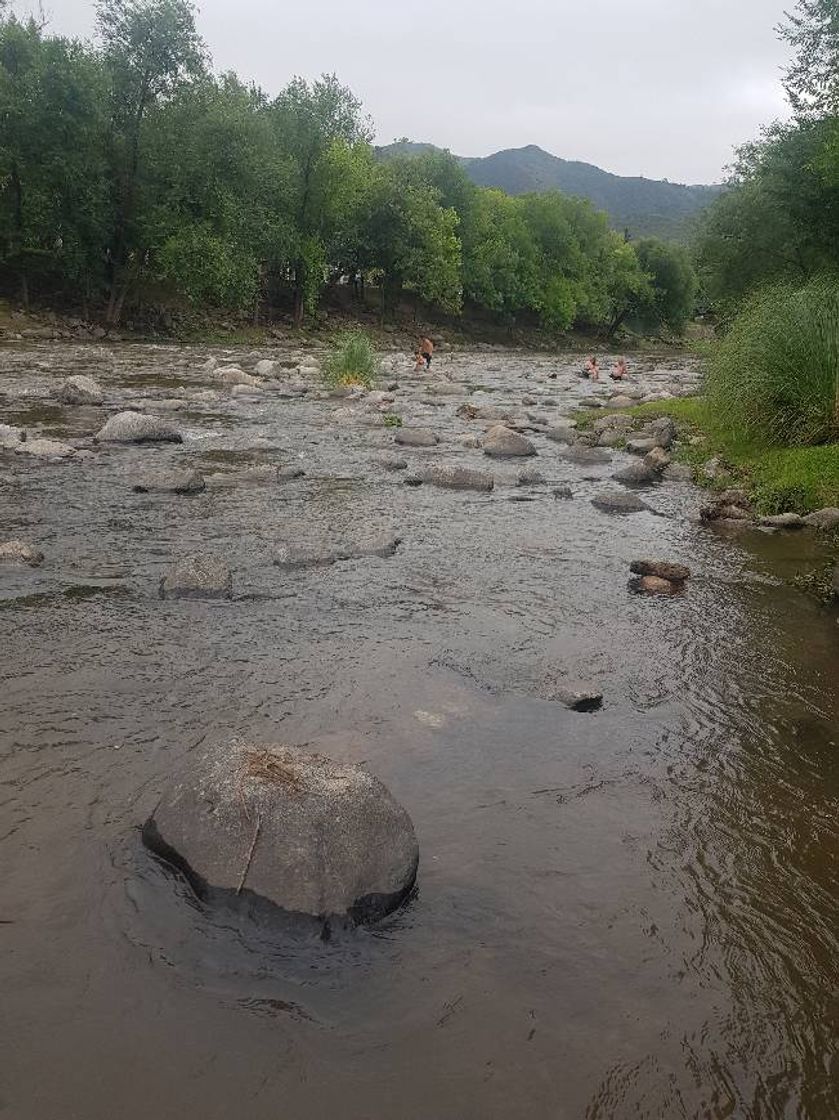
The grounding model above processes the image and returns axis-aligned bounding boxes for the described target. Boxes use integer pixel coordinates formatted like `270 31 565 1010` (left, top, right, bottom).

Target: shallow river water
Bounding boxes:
1 343 837 1120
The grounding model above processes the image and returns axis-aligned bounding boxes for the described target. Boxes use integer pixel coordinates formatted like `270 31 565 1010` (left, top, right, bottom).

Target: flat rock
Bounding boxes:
629 559 691 582
591 491 649 514
803 507 839 531
14 438 76 458
142 740 418 926
159 555 232 600
275 534 402 569
133 469 206 494
395 427 439 448
483 425 536 458
0 539 44 566
552 681 603 712
96 411 182 443
56 374 104 405
613 462 657 486
564 445 611 464
411 465 494 492
634 575 679 595
760 513 805 529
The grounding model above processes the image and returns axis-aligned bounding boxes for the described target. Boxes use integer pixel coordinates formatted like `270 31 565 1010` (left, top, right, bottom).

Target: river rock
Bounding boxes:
663 462 692 482
700 490 753 522
629 559 691 582
552 485 573 499
545 424 576 444
217 366 259 387
803 507 839 531
593 414 634 434
483 425 536 458
133 469 206 494
625 437 660 455
459 433 482 449
564 445 611 464
410 465 495 492
231 382 264 397
0 539 44 566
96 411 182 443
56 374 104 405
760 513 805 529
142 740 419 926
159 555 233 600
591 491 649 514
613 462 657 485
0 423 23 449
644 446 671 472
635 575 679 595
254 359 278 378
552 681 603 712
14 437 76 458
608 395 634 409
275 533 402 569
375 453 409 471
517 466 544 486
200 356 218 374
457 403 511 422
395 427 438 448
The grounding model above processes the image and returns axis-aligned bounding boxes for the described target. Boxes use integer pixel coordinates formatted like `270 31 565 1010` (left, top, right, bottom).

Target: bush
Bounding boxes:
707 278 839 446
321 331 378 389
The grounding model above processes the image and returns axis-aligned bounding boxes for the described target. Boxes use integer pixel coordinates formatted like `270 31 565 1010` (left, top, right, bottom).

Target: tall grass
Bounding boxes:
321 331 378 389
707 278 839 446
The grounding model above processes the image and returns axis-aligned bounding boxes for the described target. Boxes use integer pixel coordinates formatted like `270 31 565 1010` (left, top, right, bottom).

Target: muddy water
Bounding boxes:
1 343 837 1120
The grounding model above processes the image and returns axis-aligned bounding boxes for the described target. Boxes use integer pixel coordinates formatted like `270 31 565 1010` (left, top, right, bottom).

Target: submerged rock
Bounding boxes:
142 740 419 926
483 424 536 459
132 469 206 495
159 555 232 600
410 465 495 492
591 491 649 514
96 411 182 443
395 427 439 448
56 374 104 405
275 534 402 569
0 539 44 566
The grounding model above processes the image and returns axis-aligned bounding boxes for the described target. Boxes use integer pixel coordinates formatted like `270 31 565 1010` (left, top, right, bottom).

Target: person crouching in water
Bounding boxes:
611 356 629 381
582 355 600 381
415 336 434 372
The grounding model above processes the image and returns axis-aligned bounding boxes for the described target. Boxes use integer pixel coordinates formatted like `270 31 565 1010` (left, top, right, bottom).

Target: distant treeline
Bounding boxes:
0 0 696 334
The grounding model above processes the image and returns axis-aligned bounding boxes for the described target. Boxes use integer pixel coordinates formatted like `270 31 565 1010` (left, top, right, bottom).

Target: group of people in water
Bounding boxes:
582 355 628 381
411 338 629 383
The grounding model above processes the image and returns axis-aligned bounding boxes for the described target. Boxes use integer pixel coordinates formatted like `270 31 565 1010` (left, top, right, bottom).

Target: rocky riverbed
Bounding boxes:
1 341 838 1119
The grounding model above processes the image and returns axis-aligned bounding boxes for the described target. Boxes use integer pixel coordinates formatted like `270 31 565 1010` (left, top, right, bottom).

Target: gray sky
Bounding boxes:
42 0 791 184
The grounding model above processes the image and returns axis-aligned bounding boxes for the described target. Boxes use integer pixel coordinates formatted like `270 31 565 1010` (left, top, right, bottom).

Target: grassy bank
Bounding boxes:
610 397 839 514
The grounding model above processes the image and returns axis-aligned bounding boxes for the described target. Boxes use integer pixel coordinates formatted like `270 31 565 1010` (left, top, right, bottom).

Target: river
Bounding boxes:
1 342 837 1119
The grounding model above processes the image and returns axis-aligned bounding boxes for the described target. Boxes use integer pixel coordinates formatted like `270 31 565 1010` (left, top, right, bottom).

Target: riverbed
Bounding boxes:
1 342 837 1119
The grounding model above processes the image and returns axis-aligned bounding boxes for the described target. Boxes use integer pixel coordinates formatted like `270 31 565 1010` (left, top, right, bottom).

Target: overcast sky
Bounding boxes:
42 0 791 184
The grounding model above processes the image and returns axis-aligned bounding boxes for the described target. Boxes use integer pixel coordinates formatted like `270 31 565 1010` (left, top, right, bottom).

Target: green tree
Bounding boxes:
0 16 108 308
779 0 839 117
97 0 205 323
461 188 539 321
631 238 696 334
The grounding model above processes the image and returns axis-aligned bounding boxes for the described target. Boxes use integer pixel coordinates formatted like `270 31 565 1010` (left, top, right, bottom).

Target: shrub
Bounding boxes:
707 278 839 446
321 331 378 388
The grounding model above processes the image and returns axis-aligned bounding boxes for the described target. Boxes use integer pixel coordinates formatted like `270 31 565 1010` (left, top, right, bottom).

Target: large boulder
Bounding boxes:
96 411 182 443
0 539 44 566
142 740 419 926
159 555 232 600
395 427 439 448
483 424 536 459
56 374 104 405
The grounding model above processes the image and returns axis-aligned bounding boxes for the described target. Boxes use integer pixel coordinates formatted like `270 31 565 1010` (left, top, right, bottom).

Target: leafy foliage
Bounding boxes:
321 330 378 388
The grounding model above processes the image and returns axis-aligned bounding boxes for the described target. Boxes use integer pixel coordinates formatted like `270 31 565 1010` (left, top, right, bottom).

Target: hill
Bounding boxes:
377 142 721 241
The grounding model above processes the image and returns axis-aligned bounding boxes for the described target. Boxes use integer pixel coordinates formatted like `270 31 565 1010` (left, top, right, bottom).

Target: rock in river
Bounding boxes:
159 555 232 600
0 423 23 449
0 539 44 566
803 507 839 531
591 491 649 514
133 469 206 495
552 681 604 712
14 437 76 459
96 411 182 443
629 559 691 582
613 462 657 486
634 575 680 595
395 427 439 448
275 533 402 569
216 365 259 387
409 465 495 492
483 424 536 458
142 740 418 926
56 374 104 405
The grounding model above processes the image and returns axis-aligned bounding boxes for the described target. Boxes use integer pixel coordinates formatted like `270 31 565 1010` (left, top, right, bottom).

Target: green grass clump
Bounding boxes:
321 331 378 389
382 413 402 428
707 278 839 447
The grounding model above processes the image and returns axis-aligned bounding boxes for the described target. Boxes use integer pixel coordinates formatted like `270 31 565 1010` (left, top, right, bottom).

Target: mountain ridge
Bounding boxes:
377 141 722 241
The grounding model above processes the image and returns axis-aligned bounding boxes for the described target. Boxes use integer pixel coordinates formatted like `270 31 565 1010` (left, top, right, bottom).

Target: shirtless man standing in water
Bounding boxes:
415 336 434 372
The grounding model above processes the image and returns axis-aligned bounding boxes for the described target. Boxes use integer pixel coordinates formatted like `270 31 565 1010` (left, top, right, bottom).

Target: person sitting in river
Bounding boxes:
415 337 434 372
582 355 600 381
610 357 629 381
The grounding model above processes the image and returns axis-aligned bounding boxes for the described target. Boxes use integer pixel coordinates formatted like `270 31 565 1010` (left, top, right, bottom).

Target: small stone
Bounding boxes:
274 534 402 570
563 445 612 464
482 425 536 459
395 427 439 448
375 454 409 471
629 559 691 582
0 539 44 566
200 356 218 374
159 555 233 600
56 374 104 405
231 382 263 396
456 403 511 421
553 682 603 712
458 434 482 449
517 467 545 486
552 485 573 500
608 395 634 409
0 423 23 449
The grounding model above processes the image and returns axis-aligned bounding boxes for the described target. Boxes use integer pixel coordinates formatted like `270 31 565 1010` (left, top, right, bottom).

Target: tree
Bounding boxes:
0 16 108 307
630 239 696 334
778 0 839 117
461 189 539 322
270 74 373 324
97 0 205 323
